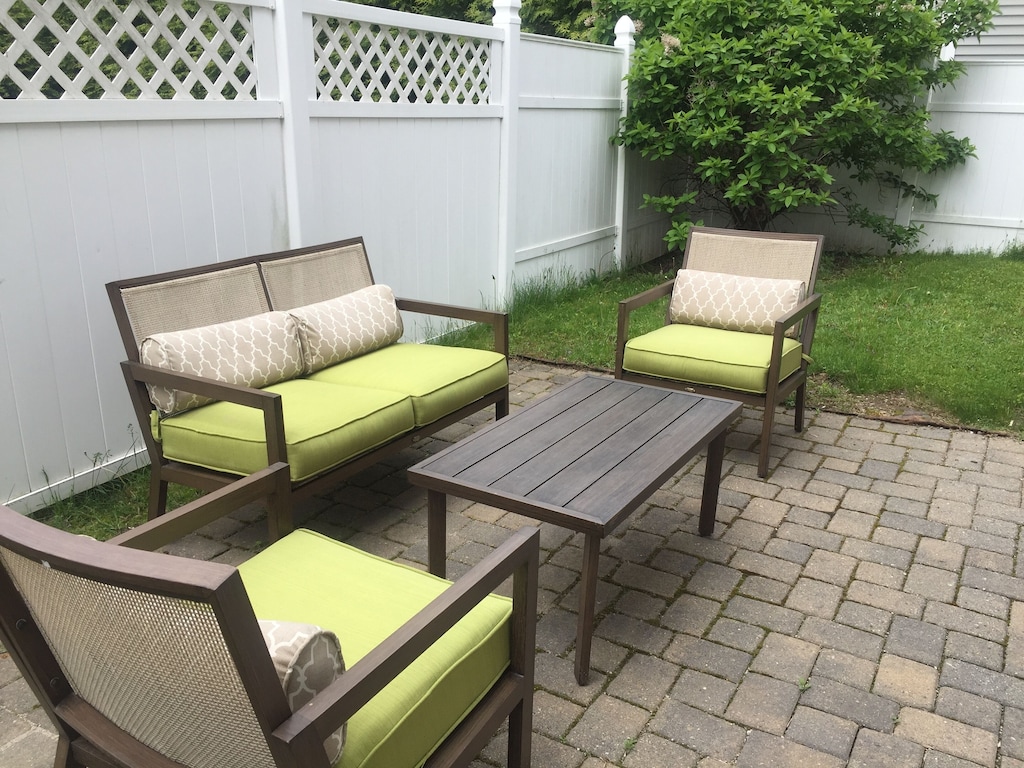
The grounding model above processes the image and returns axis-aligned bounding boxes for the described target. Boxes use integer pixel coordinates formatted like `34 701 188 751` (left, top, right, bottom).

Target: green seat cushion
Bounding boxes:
238 529 512 768
623 324 804 395
155 379 414 482
309 343 507 427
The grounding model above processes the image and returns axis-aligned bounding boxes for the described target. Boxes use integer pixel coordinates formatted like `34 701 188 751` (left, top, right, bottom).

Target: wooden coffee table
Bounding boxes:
407 375 742 684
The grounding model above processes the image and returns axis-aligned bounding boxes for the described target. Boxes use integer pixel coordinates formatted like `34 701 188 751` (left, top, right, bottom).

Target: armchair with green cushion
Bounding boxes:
0 463 539 768
615 227 824 477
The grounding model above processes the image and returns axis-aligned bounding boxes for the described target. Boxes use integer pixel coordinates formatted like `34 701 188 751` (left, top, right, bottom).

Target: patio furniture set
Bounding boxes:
0 227 824 767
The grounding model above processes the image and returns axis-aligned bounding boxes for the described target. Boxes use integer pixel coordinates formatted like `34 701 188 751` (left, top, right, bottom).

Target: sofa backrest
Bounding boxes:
259 239 374 311
113 264 271 361
107 237 375 363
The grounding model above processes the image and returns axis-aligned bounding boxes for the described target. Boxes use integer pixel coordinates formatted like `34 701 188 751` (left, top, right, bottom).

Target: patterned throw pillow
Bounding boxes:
258 619 346 763
288 284 404 373
140 311 304 415
668 269 806 336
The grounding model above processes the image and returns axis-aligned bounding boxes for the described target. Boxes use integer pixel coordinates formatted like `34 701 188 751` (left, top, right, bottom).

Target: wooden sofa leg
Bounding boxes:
507 699 533 768
148 471 169 520
794 382 806 433
758 407 776 478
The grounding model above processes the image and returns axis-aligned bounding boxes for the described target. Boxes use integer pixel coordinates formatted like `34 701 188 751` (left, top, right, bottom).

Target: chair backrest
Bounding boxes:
0 506 288 768
683 227 824 292
259 239 375 311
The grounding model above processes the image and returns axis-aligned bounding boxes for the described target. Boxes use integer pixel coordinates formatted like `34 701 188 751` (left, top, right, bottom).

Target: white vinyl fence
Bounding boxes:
0 0 672 513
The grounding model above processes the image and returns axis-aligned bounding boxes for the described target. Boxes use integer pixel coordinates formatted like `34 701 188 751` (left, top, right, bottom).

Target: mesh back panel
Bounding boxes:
686 231 819 289
261 243 374 310
120 264 271 349
0 547 276 768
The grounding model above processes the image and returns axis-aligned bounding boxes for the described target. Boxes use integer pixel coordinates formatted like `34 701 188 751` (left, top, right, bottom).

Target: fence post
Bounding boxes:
493 0 522 306
266 0 319 247
612 16 636 271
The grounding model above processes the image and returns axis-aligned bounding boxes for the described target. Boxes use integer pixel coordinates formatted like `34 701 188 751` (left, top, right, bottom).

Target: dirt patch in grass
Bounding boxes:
806 373 967 429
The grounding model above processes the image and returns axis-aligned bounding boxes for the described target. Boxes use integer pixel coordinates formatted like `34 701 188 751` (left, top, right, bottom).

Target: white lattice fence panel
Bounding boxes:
0 0 257 100
313 16 492 104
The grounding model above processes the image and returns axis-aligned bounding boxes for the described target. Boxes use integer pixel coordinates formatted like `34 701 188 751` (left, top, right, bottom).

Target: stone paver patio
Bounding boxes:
3 359 1024 767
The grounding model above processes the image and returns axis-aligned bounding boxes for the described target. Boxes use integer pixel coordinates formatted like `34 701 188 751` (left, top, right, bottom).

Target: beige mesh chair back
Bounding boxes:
615 226 825 477
683 227 821 289
0 507 288 768
114 263 271 363
259 240 375 311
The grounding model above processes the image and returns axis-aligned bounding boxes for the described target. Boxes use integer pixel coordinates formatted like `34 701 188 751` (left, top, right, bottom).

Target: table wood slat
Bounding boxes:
565 397 740 527
484 385 673 496
420 375 614 478
516 392 697 509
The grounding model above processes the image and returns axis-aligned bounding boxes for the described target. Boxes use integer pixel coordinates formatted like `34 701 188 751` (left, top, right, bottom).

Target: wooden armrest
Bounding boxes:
273 526 540 749
122 360 288 468
618 279 674 315
395 298 510 357
123 361 281 408
771 292 822 354
615 279 674 375
109 463 292 551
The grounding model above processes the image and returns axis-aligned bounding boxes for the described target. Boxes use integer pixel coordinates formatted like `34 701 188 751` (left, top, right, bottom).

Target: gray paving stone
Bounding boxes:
748 632 818 683
670 669 736 715
885 617 948 667
799 616 886 661
799 677 900 731
786 706 858 758
649 700 747 762
724 673 800 735
786 576 844 619
607 653 679 711
668 637 753 683
736 730 845 767
566 694 651 764
934 687 1003 734
707 618 765 654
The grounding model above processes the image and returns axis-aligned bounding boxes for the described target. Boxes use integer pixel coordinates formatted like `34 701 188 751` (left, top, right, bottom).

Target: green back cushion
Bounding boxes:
238 530 512 768
155 380 415 482
309 343 507 426
623 324 803 394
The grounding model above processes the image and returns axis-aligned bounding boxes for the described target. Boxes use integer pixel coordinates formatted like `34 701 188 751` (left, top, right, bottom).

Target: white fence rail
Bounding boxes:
0 0 672 512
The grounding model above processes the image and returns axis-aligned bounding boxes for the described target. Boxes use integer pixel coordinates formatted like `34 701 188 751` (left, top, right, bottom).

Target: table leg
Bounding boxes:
574 533 601 686
427 489 447 578
699 431 727 536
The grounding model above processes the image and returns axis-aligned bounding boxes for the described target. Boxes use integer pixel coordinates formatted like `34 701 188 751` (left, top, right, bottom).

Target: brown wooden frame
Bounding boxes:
614 227 824 477
105 237 510 539
0 463 538 768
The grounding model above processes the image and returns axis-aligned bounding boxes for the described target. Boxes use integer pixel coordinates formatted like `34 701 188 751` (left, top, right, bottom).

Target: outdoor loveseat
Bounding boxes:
107 237 509 538
0 463 539 768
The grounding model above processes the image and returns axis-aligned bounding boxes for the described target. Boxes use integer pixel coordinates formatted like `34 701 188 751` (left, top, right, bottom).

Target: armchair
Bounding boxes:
615 227 824 477
0 463 538 768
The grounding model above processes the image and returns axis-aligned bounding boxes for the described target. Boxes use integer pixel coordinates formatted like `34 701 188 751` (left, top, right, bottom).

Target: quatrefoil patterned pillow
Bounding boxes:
259 619 346 763
288 284 404 373
668 269 806 336
140 311 305 415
